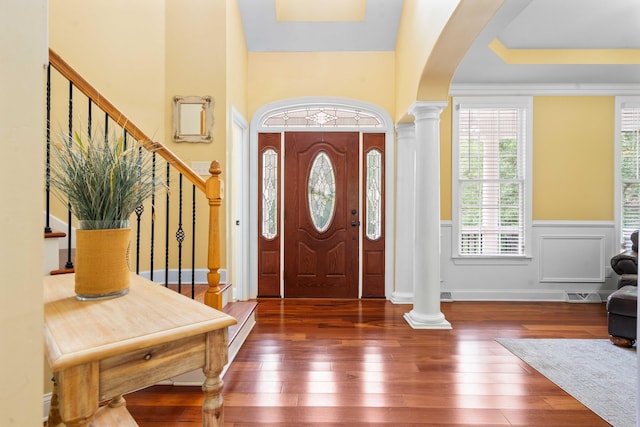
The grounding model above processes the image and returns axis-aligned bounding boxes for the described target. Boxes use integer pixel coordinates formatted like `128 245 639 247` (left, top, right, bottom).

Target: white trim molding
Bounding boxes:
450 83 640 97
538 235 605 283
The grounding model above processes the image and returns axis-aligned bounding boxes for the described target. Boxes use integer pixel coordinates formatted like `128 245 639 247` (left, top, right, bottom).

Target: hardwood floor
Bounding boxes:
126 299 613 426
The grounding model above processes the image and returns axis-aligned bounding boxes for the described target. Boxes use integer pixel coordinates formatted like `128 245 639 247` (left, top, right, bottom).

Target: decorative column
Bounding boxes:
391 123 416 304
404 101 451 329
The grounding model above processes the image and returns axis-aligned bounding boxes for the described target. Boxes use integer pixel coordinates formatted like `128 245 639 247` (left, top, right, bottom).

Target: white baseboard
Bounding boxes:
139 268 227 285
443 289 610 302
390 291 413 304
43 392 51 423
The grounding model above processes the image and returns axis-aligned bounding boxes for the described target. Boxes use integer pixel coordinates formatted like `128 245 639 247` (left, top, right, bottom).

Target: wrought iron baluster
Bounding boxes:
165 163 170 287
44 64 52 234
64 82 74 270
192 184 196 299
135 205 144 274
135 142 144 275
87 99 92 137
150 152 156 282
176 174 185 294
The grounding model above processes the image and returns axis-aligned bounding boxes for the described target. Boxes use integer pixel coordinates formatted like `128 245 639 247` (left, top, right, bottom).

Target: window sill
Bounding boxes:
451 255 533 266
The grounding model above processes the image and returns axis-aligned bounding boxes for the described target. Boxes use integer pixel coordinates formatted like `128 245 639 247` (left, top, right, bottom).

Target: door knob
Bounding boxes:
351 220 360 227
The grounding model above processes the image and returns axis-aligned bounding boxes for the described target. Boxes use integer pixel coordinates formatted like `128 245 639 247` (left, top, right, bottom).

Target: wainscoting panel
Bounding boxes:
539 235 604 282
439 221 618 301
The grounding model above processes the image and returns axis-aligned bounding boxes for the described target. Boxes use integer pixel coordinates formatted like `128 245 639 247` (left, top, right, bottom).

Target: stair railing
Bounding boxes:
45 48 224 310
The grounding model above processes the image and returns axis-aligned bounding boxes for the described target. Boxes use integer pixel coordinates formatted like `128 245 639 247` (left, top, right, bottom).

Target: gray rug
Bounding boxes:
497 338 636 427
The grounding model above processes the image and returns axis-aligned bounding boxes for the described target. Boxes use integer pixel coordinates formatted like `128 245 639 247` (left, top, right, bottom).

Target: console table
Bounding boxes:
44 273 237 426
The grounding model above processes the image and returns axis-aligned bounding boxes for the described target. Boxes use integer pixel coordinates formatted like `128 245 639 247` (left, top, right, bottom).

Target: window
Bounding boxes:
308 151 336 233
452 97 532 258
261 148 278 239
365 149 382 240
263 106 382 129
616 97 640 249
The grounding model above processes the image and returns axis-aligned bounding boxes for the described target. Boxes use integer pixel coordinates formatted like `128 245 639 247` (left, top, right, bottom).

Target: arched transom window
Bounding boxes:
263 106 382 129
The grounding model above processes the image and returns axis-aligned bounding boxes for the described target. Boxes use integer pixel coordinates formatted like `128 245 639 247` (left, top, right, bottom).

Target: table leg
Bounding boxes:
202 329 228 427
47 377 64 427
57 362 99 427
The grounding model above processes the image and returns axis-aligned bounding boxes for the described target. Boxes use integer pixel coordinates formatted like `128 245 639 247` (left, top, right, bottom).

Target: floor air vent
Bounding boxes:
566 292 601 303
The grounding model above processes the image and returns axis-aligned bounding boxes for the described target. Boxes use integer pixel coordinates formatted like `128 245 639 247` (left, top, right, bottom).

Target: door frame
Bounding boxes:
247 97 395 300
228 107 250 301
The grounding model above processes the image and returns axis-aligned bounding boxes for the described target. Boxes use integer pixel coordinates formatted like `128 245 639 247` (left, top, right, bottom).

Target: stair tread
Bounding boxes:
50 268 74 275
223 301 257 345
45 231 66 239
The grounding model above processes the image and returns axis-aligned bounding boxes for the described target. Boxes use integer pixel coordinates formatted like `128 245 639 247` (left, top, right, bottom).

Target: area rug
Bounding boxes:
497 338 636 427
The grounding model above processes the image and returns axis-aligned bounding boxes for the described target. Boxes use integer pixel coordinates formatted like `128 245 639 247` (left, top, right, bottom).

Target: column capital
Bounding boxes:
395 122 415 139
409 101 449 121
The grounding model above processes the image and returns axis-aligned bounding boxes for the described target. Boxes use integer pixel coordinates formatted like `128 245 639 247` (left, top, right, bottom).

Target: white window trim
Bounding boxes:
451 96 533 264
614 96 640 251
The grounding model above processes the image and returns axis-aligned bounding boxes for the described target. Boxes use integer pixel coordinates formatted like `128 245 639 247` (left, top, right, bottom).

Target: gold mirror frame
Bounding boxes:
173 95 214 143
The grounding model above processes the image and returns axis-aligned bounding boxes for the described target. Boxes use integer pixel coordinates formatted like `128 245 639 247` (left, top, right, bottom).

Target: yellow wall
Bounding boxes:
46 1 619 265
49 0 166 134
247 52 395 119
395 0 459 121
532 96 614 220
440 101 453 220
1 1 46 423
226 0 248 118
165 0 230 267
439 96 615 221
49 0 233 269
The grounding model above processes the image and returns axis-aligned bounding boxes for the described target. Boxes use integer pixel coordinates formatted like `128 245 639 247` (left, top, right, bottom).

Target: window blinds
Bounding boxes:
457 106 526 256
620 105 640 249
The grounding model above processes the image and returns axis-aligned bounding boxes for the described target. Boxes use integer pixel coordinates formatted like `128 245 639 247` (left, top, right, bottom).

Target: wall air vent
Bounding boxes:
440 292 452 301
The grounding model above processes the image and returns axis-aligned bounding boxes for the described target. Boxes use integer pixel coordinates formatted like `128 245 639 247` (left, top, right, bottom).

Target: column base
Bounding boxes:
404 309 452 330
390 291 413 304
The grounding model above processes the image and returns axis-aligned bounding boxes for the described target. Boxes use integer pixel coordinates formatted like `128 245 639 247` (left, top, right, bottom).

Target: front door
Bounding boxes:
284 132 359 297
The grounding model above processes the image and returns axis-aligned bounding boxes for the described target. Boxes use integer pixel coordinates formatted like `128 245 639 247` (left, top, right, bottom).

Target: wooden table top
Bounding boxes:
44 273 237 371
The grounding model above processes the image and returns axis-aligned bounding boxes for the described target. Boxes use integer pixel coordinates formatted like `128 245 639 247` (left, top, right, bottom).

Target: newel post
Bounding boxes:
204 160 223 311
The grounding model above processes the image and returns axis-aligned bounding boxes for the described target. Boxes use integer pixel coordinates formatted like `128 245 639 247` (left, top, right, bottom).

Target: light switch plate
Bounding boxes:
191 161 211 176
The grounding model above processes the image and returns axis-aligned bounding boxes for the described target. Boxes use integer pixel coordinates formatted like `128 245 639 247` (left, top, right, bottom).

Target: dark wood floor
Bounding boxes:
126 299 613 426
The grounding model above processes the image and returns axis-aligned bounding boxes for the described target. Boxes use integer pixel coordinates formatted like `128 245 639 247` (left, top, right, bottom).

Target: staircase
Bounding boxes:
42 48 257 375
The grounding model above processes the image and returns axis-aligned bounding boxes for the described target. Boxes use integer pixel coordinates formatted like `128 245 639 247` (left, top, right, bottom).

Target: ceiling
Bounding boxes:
237 0 640 87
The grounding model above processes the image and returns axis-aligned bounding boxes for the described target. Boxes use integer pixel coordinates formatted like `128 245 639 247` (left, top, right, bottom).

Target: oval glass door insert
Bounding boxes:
308 151 336 232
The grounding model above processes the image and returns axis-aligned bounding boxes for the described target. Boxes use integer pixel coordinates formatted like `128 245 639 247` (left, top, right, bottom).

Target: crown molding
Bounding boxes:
449 83 640 96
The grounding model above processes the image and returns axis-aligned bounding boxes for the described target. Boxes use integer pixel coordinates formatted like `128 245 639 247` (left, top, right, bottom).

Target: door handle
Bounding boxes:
351 220 360 227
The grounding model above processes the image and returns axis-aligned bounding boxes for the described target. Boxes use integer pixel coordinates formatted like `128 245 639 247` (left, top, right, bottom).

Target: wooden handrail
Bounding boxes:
48 48 206 193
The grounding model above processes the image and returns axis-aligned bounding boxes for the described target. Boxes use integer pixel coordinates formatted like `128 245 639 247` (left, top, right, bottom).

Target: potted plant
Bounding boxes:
49 127 160 300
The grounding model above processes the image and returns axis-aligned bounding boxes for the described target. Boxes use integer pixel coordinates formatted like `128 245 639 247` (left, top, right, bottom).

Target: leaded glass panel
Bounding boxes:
262 149 278 239
308 152 336 232
264 107 382 128
366 149 382 240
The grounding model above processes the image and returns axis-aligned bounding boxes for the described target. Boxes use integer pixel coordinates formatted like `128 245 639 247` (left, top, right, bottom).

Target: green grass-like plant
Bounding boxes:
49 128 161 230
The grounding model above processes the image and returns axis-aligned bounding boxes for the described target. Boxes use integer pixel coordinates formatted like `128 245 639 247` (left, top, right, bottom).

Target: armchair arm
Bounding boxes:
611 250 638 276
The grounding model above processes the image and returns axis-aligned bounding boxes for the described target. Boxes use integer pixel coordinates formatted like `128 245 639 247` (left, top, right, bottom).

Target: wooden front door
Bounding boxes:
284 132 359 298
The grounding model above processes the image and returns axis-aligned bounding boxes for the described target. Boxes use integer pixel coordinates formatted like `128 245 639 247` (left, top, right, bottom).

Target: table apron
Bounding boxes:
99 334 206 401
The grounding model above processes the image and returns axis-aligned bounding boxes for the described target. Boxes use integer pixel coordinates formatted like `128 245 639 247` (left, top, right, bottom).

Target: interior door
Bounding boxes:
284 132 359 298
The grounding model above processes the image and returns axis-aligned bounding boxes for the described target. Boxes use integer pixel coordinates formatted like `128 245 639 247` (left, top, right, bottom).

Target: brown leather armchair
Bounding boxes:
610 230 638 289
608 230 638 346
